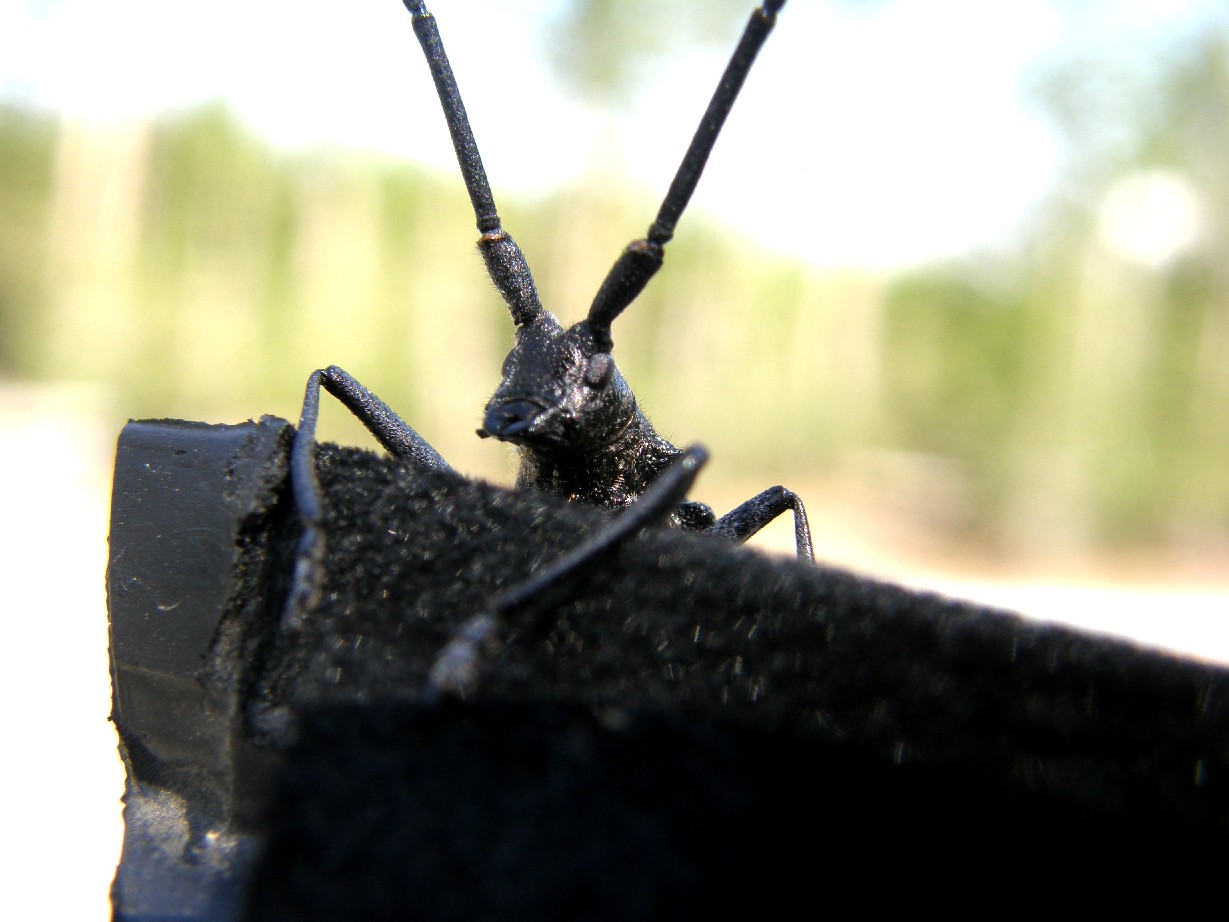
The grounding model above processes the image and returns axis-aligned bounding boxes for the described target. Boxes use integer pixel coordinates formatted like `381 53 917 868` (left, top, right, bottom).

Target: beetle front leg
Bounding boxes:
311 365 451 471
707 486 814 562
424 445 711 703
285 366 452 627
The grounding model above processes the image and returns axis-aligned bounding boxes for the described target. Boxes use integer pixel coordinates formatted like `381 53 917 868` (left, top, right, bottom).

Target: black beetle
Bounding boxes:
285 0 811 696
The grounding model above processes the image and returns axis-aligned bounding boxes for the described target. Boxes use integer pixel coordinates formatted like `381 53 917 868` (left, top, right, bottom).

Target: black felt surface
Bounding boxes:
241 444 1229 917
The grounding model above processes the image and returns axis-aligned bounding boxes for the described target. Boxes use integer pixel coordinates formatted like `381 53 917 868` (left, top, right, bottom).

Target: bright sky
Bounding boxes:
1 0 1224 266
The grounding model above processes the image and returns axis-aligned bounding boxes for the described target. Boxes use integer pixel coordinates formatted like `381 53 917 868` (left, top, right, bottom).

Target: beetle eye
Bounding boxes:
584 353 613 388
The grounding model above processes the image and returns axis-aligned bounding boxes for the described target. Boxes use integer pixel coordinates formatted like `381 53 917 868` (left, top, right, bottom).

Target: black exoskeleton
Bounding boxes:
287 0 811 696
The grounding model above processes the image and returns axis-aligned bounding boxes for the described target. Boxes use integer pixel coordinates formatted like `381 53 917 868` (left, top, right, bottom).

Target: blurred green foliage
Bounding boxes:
0 105 56 375
544 0 752 106
0 17 1225 560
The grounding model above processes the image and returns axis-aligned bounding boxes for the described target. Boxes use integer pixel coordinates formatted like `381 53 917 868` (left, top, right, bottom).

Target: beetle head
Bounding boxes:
477 227 647 453
480 312 634 452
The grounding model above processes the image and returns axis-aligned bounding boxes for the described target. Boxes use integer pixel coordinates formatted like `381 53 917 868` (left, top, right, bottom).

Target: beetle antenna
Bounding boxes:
404 1 544 327
588 0 785 342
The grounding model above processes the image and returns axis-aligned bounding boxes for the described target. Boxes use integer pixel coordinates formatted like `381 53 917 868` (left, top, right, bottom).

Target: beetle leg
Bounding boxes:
707 486 815 562
285 367 452 628
423 445 710 703
310 365 451 471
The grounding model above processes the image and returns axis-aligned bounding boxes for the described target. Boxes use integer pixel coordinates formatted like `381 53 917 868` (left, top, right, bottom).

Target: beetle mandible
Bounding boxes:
284 0 812 689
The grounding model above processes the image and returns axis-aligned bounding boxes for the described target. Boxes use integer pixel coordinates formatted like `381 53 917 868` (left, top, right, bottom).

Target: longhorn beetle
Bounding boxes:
286 0 811 696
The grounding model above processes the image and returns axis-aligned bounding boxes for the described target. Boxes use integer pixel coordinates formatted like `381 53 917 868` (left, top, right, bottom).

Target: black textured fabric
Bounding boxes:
242 444 1229 918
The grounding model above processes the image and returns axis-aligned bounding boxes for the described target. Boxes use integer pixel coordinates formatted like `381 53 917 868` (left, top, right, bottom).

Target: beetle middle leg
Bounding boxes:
707 487 815 562
674 490 814 561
